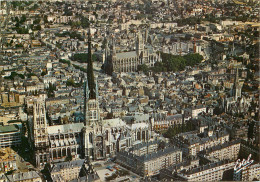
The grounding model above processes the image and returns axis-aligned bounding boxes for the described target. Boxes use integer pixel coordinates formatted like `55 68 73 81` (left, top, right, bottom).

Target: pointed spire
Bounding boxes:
85 78 89 100
95 79 99 99
87 29 96 99
112 37 116 55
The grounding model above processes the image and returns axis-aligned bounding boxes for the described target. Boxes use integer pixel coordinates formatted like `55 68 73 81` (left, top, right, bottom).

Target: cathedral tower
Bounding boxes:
104 38 109 64
136 31 144 57
111 37 117 61
32 99 50 167
85 30 100 126
233 68 243 100
87 30 95 100
83 31 105 161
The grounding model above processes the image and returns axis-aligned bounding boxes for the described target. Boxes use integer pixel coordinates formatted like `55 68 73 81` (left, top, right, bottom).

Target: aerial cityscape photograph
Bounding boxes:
0 0 259 181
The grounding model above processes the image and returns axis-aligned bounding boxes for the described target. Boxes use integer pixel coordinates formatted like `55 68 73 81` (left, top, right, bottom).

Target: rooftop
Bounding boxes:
0 125 19 134
6 171 40 181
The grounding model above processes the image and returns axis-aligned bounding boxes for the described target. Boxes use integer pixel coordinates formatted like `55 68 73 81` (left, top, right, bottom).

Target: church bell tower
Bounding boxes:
136 31 144 57
32 98 50 168
85 30 100 126
233 68 243 100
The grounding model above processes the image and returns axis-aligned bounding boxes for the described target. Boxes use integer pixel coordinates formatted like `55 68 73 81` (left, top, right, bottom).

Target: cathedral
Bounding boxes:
105 31 162 74
29 32 153 168
222 68 250 114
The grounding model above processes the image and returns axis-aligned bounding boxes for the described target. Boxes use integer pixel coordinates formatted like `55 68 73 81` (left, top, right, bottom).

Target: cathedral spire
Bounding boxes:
87 29 96 99
85 78 89 100
235 68 239 83
95 79 99 99
112 37 116 55
233 68 243 100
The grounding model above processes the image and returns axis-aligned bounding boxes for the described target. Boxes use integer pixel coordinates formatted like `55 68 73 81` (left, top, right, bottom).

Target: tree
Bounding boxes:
27 73 36 78
248 121 255 140
33 18 41 25
41 71 47 76
72 53 97 63
126 3 131 9
41 163 52 181
66 79 75 87
151 62 167 73
47 83 56 98
34 24 41 30
65 153 72 161
80 16 90 28
136 13 145 20
20 15 26 23
106 113 113 119
59 59 71 66
43 15 48 24
158 141 166 150
137 64 149 73
4 72 24 80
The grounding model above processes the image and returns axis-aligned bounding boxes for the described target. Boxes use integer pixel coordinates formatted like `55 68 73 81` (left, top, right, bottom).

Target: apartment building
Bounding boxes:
128 140 158 156
51 159 85 182
174 130 229 156
177 160 235 181
0 125 21 148
199 139 241 162
241 164 260 181
116 146 182 176
6 171 42 182
160 157 200 181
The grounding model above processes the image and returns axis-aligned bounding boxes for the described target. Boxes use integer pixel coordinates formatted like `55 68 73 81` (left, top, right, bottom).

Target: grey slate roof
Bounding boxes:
6 171 41 182
51 159 85 173
116 51 137 59
0 125 19 133
181 160 234 175
166 114 182 121
138 147 181 162
47 123 84 134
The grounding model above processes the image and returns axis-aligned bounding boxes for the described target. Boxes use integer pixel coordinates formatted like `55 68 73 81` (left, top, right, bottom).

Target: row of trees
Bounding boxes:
4 72 25 80
59 59 71 66
71 53 97 63
138 53 203 73
66 79 83 88
55 31 84 41
59 59 88 74
163 120 196 138
73 64 87 73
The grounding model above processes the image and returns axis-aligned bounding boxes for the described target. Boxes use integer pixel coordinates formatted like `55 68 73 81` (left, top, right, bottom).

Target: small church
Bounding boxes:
105 30 162 74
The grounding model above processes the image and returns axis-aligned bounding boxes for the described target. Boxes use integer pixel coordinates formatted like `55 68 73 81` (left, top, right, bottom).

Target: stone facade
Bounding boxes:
105 31 161 74
30 79 152 167
31 99 50 168
199 139 241 162
177 160 235 181
116 145 182 176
